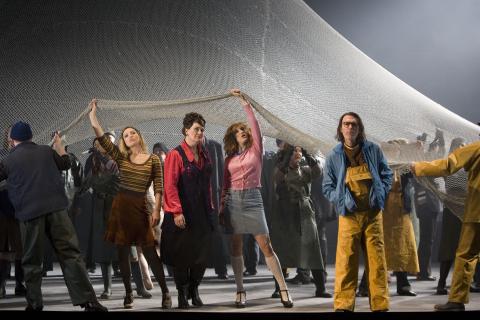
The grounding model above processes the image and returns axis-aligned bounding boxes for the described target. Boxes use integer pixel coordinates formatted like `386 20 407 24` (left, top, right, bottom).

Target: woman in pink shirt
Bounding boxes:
220 89 293 308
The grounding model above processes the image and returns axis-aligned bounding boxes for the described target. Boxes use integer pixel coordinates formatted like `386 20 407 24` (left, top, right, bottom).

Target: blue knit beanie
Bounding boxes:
10 121 33 142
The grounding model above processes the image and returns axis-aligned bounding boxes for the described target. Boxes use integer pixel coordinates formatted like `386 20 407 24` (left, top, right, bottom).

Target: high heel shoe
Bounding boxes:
162 292 172 309
271 288 280 298
279 289 293 308
235 291 246 308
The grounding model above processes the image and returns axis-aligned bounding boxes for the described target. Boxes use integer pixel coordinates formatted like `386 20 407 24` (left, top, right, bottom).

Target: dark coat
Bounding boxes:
260 151 277 228
272 162 324 269
412 177 444 218
0 141 70 221
310 163 336 223
204 138 224 213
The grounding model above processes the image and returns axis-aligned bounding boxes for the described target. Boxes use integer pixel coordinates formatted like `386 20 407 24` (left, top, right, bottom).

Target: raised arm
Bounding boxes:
303 149 321 181
230 89 262 155
90 100 122 161
52 132 71 170
88 98 105 138
413 141 480 177
97 134 122 161
52 132 67 156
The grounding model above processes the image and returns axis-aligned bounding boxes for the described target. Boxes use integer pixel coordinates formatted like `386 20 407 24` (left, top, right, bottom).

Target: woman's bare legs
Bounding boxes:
254 234 293 307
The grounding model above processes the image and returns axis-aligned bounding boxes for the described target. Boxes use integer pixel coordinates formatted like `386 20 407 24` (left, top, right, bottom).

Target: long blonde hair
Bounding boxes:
223 122 253 157
118 126 148 157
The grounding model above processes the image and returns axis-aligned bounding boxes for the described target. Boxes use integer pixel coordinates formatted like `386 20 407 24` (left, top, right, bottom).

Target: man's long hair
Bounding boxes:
335 112 366 145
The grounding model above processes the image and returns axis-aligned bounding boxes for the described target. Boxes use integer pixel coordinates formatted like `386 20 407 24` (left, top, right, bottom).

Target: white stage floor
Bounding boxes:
1 263 479 314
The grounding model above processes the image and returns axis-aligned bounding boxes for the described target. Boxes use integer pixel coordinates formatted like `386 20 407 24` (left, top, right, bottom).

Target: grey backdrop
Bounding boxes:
306 0 479 124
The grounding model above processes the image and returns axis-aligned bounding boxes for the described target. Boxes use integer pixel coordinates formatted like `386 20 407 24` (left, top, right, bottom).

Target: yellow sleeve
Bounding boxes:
415 141 480 177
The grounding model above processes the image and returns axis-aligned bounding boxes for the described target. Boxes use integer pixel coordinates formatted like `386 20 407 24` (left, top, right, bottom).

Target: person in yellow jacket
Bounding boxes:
412 140 480 311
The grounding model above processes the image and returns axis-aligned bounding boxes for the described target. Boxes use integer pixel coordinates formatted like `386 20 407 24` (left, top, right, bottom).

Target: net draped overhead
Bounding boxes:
1 0 478 217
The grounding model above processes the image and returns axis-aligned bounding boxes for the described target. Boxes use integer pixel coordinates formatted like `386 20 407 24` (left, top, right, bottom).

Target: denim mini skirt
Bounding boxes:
223 187 269 235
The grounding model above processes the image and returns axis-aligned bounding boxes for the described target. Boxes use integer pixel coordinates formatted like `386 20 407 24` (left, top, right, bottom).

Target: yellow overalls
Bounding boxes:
415 141 480 304
383 170 419 273
334 163 389 311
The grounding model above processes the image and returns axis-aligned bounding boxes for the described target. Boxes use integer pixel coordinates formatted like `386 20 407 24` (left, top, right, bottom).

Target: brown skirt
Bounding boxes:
104 190 155 247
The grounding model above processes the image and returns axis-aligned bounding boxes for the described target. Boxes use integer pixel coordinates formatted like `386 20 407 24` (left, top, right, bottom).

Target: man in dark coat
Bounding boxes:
0 121 106 312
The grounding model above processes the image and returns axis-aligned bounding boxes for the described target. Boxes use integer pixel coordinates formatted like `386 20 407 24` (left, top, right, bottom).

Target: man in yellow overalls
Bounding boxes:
323 112 393 312
412 140 480 311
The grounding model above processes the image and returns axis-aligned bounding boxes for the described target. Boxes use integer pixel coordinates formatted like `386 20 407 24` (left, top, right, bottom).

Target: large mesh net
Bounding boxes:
1 0 478 219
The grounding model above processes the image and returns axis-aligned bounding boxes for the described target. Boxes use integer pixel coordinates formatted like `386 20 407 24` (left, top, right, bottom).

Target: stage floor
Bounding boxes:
1 264 479 312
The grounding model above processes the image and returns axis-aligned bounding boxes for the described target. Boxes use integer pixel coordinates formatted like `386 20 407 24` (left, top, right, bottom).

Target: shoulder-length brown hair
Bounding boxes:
223 122 253 157
118 126 148 158
335 112 366 145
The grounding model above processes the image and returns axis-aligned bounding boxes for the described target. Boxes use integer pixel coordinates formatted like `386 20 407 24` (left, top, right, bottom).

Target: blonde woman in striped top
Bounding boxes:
88 99 171 309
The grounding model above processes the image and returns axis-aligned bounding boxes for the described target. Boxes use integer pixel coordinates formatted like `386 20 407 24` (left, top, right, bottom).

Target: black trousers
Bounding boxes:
243 234 259 272
19 210 96 309
211 217 229 275
474 262 480 286
418 212 438 277
359 270 411 292
173 265 206 288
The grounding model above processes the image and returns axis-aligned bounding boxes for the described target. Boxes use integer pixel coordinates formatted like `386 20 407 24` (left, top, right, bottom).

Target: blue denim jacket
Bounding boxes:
322 140 393 216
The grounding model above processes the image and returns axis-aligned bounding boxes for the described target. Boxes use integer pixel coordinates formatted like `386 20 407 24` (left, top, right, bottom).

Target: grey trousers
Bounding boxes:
20 209 96 309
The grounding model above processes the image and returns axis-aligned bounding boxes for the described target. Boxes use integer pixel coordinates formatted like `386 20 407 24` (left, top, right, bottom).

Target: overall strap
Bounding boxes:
175 145 190 167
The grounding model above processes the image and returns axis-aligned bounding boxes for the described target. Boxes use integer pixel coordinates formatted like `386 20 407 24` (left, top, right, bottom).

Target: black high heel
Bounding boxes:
235 291 246 308
279 289 293 308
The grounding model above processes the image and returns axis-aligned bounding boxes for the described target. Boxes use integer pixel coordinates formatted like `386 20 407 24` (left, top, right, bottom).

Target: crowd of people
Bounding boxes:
0 89 479 312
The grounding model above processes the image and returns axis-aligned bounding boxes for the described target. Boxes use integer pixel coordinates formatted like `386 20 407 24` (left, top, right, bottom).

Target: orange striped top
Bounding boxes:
98 134 163 195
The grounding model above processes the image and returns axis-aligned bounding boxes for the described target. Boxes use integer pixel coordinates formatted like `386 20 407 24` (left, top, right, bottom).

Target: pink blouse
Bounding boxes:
220 103 263 211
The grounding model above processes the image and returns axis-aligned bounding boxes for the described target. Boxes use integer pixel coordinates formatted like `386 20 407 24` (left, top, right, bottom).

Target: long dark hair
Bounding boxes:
335 112 366 145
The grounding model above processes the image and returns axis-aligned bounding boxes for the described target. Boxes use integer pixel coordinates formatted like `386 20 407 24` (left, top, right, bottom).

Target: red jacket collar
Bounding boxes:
180 140 205 162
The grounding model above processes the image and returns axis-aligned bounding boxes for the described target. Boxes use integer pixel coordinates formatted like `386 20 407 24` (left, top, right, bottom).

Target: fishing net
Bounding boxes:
1 0 478 219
